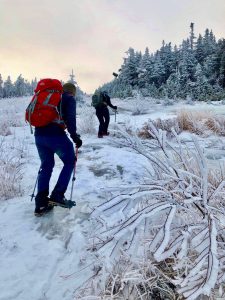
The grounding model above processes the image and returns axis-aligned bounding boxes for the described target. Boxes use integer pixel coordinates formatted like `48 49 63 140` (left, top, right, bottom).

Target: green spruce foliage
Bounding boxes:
102 24 225 101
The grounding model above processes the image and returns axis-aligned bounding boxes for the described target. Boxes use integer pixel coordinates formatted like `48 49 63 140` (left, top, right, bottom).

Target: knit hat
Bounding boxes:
63 82 76 96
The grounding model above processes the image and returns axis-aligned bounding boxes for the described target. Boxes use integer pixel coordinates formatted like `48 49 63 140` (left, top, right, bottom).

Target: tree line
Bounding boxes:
0 74 37 98
102 24 225 101
0 72 84 101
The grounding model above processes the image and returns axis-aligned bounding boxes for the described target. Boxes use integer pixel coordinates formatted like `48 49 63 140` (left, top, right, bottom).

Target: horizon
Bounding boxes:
0 0 224 93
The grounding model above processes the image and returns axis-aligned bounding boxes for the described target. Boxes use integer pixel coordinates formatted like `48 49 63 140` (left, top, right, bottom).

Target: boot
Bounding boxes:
49 191 76 209
98 133 103 138
102 131 109 136
34 191 54 216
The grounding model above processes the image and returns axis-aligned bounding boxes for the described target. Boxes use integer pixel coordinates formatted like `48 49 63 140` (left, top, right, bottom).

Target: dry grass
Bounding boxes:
138 118 182 139
75 255 182 300
177 109 225 136
139 110 225 139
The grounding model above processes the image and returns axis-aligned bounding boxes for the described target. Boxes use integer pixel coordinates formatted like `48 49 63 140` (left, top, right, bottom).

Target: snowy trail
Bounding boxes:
0 196 89 300
0 126 149 300
2 98 225 299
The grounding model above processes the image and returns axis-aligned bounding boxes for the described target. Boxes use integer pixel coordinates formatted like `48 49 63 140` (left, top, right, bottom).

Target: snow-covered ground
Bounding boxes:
1 96 225 300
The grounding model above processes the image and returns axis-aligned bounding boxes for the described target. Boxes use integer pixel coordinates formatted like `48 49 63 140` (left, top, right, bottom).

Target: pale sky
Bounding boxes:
0 0 224 93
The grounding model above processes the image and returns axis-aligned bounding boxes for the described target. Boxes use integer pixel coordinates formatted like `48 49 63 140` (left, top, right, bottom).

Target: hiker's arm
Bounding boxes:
62 95 82 147
105 95 117 110
62 95 77 139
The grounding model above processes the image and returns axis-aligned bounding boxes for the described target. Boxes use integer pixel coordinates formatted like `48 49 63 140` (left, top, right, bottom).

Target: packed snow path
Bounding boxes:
0 130 149 300
1 97 225 299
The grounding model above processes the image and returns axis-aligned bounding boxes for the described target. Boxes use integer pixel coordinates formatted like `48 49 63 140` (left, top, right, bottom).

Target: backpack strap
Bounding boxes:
43 93 53 105
43 93 64 125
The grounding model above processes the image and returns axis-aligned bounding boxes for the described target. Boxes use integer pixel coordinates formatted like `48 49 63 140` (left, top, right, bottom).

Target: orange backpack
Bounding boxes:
25 78 64 133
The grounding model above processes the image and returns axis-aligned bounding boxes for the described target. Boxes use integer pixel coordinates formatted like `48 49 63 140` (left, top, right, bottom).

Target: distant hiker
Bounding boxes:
91 90 117 138
26 79 82 216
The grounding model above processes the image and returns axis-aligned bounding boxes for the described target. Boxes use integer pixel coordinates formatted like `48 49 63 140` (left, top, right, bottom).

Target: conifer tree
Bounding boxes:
196 34 205 63
0 74 3 98
14 74 25 97
100 25 225 101
4 76 14 98
190 22 195 50
120 48 139 87
219 45 225 88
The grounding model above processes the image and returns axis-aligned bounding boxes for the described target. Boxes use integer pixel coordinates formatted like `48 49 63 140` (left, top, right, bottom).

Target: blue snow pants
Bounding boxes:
35 134 76 198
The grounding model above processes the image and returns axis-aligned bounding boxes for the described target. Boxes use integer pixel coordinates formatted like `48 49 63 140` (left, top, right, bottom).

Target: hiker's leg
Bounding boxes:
35 136 55 195
103 107 110 133
51 135 76 200
96 109 105 135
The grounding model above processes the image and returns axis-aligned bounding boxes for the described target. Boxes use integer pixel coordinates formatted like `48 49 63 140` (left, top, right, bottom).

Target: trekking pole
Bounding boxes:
30 167 41 201
70 147 79 201
115 110 117 123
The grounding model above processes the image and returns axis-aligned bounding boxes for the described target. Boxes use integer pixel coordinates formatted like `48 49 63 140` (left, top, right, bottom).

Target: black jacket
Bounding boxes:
96 93 116 110
103 93 116 109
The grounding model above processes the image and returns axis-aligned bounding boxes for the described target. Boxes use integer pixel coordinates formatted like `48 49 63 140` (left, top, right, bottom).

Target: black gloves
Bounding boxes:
113 106 117 110
73 133 82 148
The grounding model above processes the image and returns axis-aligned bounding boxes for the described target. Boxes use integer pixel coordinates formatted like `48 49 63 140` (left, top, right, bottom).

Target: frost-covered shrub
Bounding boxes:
139 118 182 139
0 120 12 136
75 255 180 300
77 104 97 134
162 97 174 106
131 90 149 115
0 139 24 199
85 124 225 300
0 98 26 136
185 95 195 105
0 108 22 136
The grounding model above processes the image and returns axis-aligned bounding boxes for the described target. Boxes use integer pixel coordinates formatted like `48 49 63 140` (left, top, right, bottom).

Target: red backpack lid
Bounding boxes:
34 78 63 93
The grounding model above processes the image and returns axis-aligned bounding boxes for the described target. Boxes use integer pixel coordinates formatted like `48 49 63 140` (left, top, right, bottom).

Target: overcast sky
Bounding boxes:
0 0 224 93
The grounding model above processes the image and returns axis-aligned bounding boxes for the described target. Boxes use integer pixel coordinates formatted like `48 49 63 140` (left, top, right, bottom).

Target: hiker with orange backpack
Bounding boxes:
26 79 82 216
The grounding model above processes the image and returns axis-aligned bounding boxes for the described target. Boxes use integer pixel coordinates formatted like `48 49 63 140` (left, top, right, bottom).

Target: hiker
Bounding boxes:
92 90 117 138
30 81 82 216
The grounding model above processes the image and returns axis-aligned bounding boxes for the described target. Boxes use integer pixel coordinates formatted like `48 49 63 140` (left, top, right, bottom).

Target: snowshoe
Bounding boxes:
34 204 54 217
49 197 76 209
34 192 54 216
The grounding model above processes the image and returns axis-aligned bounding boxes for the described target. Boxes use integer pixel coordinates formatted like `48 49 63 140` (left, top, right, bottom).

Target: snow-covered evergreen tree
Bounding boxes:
0 74 3 98
98 24 225 101
192 63 213 100
31 78 38 94
120 48 139 87
67 69 84 102
189 22 196 50
3 76 14 98
14 74 26 97
219 45 225 88
166 72 181 99
150 51 166 87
